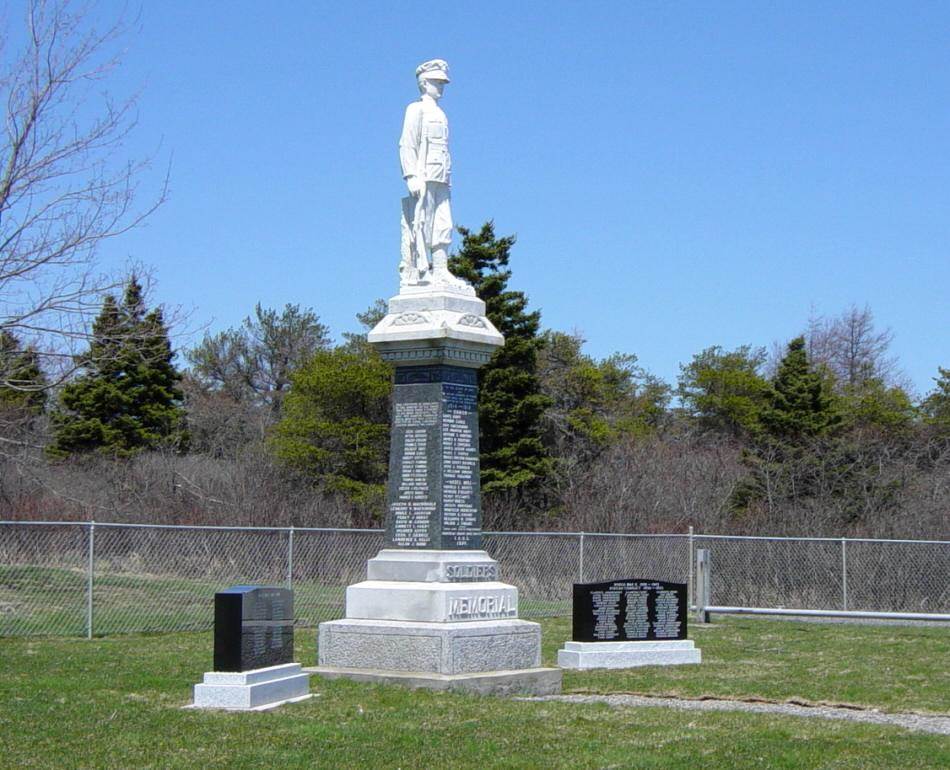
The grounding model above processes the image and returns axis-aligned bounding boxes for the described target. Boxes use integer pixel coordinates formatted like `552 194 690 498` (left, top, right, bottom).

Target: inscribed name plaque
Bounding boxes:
213 585 294 672
572 579 687 642
385 365 481 550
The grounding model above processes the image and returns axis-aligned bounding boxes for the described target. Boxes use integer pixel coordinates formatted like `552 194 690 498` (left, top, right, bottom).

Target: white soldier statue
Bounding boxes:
399 59 468 289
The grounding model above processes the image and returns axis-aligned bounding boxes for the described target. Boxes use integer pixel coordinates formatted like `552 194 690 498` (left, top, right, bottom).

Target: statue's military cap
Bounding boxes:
416 59 450 82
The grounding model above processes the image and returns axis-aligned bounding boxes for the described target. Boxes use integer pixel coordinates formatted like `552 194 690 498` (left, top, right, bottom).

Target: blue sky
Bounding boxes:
73 1 949 397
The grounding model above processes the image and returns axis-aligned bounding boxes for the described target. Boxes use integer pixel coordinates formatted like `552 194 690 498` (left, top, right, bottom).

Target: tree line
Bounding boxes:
1 222 948 538
1 2 946 537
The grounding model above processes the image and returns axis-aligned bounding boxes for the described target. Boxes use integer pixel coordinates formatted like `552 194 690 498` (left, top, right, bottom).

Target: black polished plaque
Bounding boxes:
213 585 294 672
384 365 481 550
572 579 687 642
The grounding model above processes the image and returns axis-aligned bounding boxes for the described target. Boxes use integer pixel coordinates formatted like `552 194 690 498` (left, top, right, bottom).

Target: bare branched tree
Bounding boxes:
805 305 902 390
0 0 165 393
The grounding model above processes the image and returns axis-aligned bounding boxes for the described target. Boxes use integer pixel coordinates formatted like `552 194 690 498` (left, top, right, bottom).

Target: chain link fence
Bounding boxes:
690 534 950 614
1 521 947 637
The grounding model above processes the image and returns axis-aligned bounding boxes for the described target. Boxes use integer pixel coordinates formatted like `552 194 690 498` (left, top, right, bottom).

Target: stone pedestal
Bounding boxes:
190 663 312 710
315 548 559 693
313 286 560 696
319 618 541 674
557 640 702 669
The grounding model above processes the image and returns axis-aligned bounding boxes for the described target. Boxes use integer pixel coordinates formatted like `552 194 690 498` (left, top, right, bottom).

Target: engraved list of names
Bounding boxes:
389 400 439 547
572 579 688 642
384 366 483 550
441 382 479 547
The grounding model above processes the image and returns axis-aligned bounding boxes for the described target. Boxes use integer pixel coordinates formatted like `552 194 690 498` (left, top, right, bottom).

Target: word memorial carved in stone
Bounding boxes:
572 579 687 643
213 585 295 672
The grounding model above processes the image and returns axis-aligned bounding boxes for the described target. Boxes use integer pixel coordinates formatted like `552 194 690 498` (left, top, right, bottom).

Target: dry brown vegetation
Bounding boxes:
3 423 947 539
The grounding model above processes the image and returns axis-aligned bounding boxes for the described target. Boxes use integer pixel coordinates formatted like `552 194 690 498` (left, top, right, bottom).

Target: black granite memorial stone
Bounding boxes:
384 365 481 550
213 585 294 672
572 579 687 642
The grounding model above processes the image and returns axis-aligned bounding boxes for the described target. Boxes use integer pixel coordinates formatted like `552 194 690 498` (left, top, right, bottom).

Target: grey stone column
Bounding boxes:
385 364 481 550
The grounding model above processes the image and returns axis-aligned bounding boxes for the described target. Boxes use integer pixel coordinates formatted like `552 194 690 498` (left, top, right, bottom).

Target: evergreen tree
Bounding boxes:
340 299 387 354
839 378 915 433
271 348 391 509
539 330 669 462
729 337 838 516
449 223 553 494
921 367 950 433
0 330 47 416
762 337 839 440
49 278 186 457
676 345 771 438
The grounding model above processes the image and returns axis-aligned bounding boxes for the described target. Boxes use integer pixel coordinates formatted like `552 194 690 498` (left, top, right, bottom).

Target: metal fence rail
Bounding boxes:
0 521 947 637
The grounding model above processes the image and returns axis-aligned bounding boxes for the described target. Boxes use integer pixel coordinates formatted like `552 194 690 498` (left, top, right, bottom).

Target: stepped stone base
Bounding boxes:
319 617 541 675
308 665 561 696
366 549 500 583
557 640 701 669
189 663 312 710
346 580 518 623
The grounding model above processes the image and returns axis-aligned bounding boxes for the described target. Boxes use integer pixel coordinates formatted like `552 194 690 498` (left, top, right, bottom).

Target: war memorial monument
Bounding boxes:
313 60 561 695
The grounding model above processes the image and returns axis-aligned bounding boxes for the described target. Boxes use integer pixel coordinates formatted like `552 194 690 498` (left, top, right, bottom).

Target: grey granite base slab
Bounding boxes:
190 662 312 710
318 617 541 674
557 640 701 669
308 665 562 696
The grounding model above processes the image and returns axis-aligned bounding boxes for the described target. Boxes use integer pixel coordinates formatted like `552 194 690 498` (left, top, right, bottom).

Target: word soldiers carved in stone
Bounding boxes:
399 59 468 290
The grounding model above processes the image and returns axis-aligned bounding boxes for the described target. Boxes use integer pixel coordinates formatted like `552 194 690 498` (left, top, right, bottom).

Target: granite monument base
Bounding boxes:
557 640 701 669
190 662 312 710
317 549 561 695
309 665 562 696
318 617 543 674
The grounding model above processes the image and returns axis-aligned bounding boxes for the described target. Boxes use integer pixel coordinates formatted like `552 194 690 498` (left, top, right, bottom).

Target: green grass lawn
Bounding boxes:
1 618 947 768
542 616 950 714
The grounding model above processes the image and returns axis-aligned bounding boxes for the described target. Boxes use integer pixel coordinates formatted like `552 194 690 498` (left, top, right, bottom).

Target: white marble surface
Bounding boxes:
367 288 503 363
366 549 500 583
191 663 312 710
346 580 518 623
398 58 468 290
557 639 702 669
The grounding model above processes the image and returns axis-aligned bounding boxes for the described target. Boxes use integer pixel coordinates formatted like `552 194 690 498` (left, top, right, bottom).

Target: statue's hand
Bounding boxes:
406 176 425 198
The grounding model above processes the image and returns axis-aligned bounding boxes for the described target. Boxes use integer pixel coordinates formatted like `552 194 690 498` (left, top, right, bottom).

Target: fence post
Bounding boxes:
578 532 585 583
86 521 95 639
841 538 848 611
287 526 295 591
687 525 694 605
696 548 711 623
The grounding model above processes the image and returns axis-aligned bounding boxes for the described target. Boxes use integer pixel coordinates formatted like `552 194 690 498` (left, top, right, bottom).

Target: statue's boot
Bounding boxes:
430 248 469 290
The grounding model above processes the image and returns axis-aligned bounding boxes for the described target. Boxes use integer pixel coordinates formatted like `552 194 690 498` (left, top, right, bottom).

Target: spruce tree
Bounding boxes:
449 222 553 494
762 336 839 440
0 330 47 416
730 337 839 515
49 278 186 457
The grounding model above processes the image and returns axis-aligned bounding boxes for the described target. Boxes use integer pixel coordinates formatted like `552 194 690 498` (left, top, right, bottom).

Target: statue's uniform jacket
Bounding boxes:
399 95 453 251
399 96 451 185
